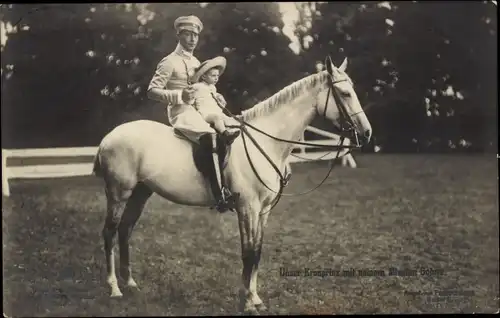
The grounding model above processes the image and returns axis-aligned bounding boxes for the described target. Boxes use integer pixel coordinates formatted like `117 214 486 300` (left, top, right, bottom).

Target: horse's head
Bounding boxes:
316 56 372 146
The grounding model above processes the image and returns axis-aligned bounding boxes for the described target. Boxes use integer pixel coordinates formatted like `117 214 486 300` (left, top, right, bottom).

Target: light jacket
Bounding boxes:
147 43 201 122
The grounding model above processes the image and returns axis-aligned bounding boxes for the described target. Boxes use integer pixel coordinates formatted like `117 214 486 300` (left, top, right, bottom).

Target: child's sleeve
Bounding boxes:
192 83 208 110
214 92 227 108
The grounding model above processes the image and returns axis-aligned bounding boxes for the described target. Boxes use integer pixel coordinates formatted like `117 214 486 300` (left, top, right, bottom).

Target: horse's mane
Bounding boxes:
241 71 329 121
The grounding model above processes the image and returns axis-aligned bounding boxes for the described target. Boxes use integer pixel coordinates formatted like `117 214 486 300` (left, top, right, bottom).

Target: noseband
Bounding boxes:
321 60 365 146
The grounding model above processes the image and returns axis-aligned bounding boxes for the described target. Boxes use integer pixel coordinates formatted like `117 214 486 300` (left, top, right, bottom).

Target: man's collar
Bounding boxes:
174 43 194 59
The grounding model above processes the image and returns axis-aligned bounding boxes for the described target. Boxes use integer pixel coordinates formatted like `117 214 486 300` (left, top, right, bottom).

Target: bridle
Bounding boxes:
211 56 365 215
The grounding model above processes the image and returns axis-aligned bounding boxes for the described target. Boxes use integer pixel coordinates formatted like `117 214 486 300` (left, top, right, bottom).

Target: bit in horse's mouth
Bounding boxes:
329 125 353 141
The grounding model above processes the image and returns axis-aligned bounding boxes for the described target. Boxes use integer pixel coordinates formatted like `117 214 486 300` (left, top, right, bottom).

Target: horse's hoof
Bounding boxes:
255 303 267 312
242 308 260 316
110 290 123 298
241 304 261 316
126 278 139 289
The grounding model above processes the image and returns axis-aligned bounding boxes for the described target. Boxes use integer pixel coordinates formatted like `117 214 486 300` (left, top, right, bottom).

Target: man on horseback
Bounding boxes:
147 15 238 213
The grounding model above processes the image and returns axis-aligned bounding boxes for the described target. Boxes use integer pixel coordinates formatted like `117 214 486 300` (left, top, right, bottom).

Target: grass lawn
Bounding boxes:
2 154 498 316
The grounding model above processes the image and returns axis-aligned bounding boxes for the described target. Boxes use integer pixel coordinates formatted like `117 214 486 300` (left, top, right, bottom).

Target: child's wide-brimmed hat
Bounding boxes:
191 56 227 83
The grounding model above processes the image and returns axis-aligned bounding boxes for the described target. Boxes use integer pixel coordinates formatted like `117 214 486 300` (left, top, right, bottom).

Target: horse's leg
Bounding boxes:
237 200 267 314
118 182 153 289
102 185 133 298
248 205 273 312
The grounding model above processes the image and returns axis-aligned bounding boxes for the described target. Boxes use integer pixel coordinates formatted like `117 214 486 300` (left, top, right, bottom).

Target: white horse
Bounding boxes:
93 57 372 314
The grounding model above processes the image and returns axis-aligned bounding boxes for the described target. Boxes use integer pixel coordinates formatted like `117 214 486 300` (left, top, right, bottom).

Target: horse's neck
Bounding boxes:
248 94 317 163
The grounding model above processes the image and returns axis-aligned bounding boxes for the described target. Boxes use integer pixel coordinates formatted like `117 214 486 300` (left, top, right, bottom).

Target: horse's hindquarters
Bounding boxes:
139 139 215 206
100 120 215 207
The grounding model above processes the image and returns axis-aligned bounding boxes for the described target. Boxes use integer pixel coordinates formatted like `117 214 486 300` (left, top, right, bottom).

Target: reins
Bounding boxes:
226 111 349 215
208 65 361 216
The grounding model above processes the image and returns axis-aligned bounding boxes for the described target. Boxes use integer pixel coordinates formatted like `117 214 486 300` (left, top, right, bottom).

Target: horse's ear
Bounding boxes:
339 57 348 72
325 55 335 75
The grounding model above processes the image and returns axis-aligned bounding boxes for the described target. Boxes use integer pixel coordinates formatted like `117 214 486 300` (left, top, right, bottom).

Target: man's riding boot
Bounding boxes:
199 133 238 212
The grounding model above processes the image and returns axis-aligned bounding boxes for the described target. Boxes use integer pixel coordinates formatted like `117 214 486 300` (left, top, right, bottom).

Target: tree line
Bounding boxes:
1 2 497 152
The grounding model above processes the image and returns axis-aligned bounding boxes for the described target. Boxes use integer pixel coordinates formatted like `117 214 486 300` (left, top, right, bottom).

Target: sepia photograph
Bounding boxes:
1 2 498 316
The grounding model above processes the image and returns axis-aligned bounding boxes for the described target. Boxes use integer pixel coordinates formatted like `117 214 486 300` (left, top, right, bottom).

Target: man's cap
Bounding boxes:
174 15 203 34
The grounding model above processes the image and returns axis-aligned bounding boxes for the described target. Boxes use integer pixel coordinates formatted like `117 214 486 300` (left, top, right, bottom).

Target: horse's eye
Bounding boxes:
341 91 351 98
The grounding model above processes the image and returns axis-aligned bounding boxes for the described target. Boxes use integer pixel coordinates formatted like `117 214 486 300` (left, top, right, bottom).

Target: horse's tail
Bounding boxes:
93 149 103 177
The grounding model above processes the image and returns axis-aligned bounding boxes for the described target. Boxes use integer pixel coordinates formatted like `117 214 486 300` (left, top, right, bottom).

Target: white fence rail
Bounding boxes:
2 127 356 196
289 126 356 165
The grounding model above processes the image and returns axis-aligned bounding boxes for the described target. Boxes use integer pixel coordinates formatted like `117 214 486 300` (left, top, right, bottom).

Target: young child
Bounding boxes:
190 56 240 145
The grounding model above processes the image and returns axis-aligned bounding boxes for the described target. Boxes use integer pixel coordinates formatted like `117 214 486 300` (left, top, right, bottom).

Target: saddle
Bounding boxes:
173 129 232 180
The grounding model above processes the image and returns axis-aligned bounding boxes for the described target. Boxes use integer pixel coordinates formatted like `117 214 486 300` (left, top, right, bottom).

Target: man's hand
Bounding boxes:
181 86 195 104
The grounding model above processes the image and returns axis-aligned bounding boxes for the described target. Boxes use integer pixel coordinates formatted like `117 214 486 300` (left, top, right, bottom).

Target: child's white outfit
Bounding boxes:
191 82 235 128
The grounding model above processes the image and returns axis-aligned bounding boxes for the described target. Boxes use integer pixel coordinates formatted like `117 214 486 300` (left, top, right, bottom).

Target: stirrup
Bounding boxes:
214 187 239 212
221 186 232 199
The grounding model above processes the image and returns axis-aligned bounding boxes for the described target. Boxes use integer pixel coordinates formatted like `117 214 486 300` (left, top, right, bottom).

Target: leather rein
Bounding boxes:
209 64 363 216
